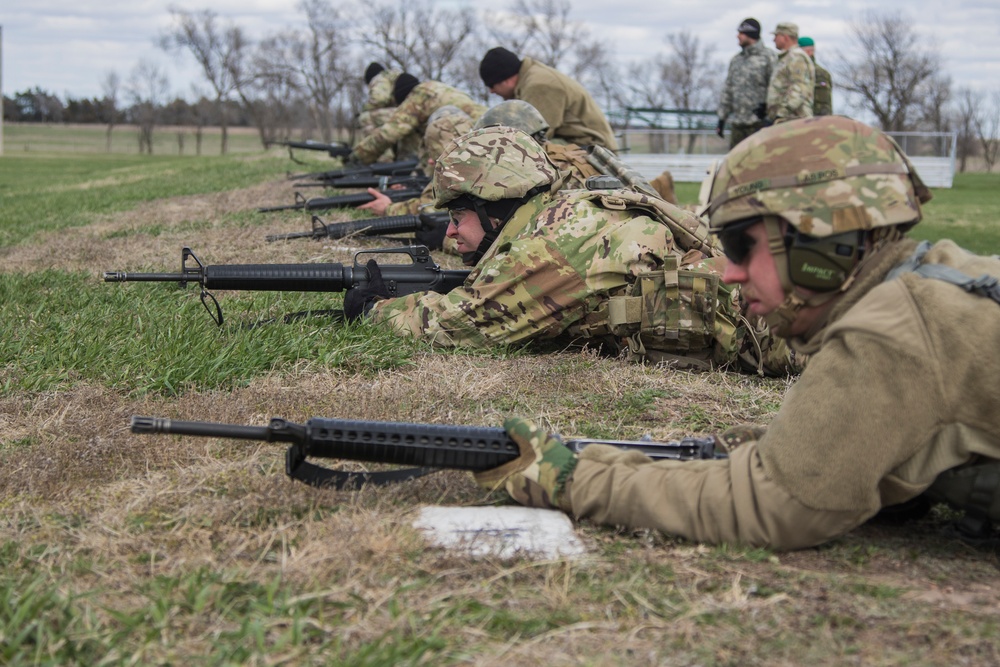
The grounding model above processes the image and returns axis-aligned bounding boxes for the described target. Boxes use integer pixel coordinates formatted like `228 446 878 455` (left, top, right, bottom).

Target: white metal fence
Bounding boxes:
618 128 958 188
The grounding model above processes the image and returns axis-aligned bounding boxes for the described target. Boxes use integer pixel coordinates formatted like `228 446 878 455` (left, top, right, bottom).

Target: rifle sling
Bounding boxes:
285 446 437 489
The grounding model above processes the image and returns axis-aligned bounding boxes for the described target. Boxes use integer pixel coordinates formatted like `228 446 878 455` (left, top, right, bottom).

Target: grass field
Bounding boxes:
1 138 999 665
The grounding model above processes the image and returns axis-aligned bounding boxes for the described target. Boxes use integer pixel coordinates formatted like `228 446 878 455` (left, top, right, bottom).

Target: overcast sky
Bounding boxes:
3 0 999 103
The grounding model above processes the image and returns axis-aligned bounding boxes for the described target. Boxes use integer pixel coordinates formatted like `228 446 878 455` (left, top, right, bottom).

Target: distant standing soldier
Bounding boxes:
798 37 833 116
717 18 777 149
478 47 618 151
348 74 486 166
767 22 814 124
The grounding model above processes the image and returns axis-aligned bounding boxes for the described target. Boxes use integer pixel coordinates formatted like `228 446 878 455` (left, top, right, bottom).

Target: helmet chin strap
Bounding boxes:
762 218 853 338
460 186 550 266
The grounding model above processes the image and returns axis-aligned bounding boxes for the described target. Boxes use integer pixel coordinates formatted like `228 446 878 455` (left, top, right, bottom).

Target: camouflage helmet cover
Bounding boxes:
473 100 550 139
424 105 474 168
706 116 932 238
433 126 560 208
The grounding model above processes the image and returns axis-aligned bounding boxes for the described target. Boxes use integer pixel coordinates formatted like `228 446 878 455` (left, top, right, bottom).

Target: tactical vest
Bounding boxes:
886 241 1000 539
561 186 727 369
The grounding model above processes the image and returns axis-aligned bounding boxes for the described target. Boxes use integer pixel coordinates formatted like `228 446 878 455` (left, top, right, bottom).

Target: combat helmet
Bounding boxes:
422 105 474 176
705 116 932 334
433 125 559 264
472 100 550 145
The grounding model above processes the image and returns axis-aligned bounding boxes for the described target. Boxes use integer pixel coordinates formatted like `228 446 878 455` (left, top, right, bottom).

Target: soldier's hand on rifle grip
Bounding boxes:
343 259 391 321
474 417 578 511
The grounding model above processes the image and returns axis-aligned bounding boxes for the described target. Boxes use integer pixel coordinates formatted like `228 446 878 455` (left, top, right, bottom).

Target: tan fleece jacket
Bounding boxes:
568 239 1000 549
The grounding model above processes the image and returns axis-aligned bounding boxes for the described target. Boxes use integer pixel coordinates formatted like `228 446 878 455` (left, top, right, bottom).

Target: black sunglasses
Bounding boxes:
717 217 764 265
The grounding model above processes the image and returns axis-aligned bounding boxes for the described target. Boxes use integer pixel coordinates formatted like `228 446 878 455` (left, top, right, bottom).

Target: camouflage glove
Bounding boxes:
473 417 578 511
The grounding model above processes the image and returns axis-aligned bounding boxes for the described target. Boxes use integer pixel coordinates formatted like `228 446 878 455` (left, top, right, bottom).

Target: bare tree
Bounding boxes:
99 70 121 152
833 11 942 131
916 74 952 132
974 90 1000 172
660 31 720 113
125 60 169 155
252 0 350 143
504 0 584 69
570 39 623 112
953 87 981 172
360 0 477 84
158 7 248 154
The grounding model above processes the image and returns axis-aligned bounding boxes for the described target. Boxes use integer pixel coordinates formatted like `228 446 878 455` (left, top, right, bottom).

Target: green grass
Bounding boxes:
0 152 293 247
0 270 421 396
3 122 269 156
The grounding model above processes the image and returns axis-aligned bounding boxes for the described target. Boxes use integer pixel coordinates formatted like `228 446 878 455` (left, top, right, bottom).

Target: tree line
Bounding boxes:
4 1 998 170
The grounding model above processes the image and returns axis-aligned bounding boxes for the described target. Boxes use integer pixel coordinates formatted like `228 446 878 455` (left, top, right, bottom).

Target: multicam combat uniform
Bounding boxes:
514 57 618 150
368 126 793 374
356 70 418 162
767 46 815 123
369 182 674 348
718 40 777 148
352 81 486 165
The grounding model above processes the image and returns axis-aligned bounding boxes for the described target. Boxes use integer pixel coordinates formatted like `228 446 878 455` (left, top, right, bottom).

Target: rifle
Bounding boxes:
128 415 725 490
103 245 469 326
274 139 352 159
266 211 449 243
295 174 431 190
288 158 420 182
257 186 424 214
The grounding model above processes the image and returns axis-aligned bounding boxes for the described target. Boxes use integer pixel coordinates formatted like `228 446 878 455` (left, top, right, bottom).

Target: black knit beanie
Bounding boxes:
479 47 522 87
364 62 385 85
737 18 761 40
393 73 420 105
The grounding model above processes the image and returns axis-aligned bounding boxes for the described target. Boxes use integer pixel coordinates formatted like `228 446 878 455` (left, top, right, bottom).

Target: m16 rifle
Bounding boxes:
287 158 420 182
266 211 449 246
257 186 425 214
103 245 468 326
273 139 352 159
128 415 725 489
294 174 431 190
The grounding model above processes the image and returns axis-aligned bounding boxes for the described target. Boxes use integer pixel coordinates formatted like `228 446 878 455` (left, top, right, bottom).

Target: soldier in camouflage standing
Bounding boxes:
344 126 797 376
798 37 833 116
478 115 1000 550
767 22 815 124
717 18 776 149
348 73 485 166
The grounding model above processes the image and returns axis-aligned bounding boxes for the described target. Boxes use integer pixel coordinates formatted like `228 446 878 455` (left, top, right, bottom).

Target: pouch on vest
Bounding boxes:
607 255 719 368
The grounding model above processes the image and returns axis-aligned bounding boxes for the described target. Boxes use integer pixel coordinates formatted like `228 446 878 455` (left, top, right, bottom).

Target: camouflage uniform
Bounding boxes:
767 46 815 123
352 80 486 165
718 40 777 148
560 117 1000 549
368 126 795 375
356 70 418 162
812 59 833 116
514 57 618 150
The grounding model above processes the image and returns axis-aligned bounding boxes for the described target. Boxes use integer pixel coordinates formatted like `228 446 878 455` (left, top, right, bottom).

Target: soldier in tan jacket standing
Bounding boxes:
478 46 618 151
479 116 1000 550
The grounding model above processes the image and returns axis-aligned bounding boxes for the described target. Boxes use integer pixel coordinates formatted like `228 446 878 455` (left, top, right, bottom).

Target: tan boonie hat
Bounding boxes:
773 22 799 38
